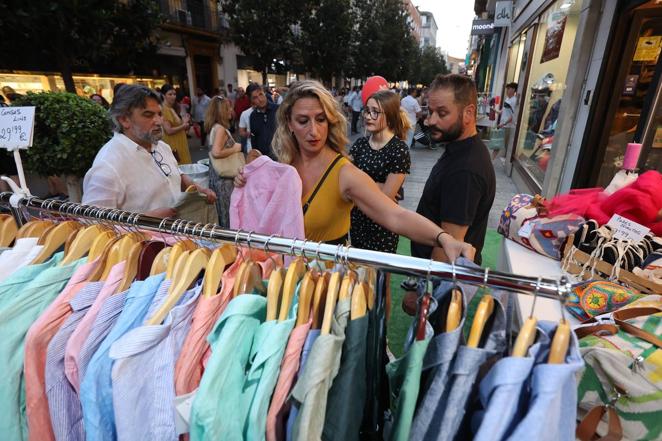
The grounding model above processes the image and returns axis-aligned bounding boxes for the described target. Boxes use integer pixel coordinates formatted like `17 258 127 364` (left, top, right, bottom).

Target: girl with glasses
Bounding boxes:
352 90 411 253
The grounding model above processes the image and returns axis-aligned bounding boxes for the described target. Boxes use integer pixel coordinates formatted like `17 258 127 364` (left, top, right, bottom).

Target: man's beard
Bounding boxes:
137 127 163 145
428 115 463 142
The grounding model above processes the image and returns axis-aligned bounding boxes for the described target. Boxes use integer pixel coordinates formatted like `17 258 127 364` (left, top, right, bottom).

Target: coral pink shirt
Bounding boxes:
23 258 100 441
265 320 312 441
63 261 125 392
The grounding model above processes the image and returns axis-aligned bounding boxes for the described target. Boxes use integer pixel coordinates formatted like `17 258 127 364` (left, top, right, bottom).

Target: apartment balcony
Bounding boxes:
159 0 229 36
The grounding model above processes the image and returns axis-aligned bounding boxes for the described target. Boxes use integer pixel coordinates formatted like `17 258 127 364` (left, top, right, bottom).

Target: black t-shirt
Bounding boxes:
411 134 496 265
249 102 279 157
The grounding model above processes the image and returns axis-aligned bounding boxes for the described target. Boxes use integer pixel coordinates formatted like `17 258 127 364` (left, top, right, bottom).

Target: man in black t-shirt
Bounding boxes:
411 74 496 266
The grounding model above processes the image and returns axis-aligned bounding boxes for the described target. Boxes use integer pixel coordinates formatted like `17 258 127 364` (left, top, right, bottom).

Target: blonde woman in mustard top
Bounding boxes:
161 84 192 164
235 80 474 262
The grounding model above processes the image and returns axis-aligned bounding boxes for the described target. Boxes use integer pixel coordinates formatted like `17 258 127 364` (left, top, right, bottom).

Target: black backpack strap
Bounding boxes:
302 154 343 215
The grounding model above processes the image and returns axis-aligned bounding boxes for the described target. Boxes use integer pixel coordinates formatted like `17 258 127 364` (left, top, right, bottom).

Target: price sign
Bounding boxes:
607 214 650 242
0 107 35 150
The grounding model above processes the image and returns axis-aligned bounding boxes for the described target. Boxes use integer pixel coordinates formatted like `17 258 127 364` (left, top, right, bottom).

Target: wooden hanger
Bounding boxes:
0 215 17 247
296 271 318 325
235 238 266 296
320 271 342 335
31 221 82 264
548 320 570 363
114 240 144 293
446 288 463 333
339 271 356 302
61 224 108 265
416 293 432 340
95 233 141 280
150 246 172 276
63 227 80 256
365 268 376 310
350 280 368 320
467 294 495 348
16 219 52 239
146 247 210 325
311 272 330 329
278 257 306 321
201 244 237 298
266 267 285 320
84 232 119 282
166 240 191 280
512 278 541 357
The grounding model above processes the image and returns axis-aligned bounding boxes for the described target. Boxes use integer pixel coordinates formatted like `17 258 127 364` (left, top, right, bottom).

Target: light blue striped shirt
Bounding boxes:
109 284 201 441
45 281 104 441
80 274 168 441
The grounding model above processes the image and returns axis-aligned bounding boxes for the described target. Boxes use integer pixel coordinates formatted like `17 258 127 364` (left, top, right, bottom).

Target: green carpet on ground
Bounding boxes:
387 229 501 358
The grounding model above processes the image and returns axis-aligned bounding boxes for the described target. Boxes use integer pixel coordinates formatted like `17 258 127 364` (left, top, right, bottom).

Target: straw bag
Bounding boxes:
208 125 245 178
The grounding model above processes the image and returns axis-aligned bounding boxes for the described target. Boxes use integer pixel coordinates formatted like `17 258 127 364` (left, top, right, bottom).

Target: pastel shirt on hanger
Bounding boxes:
0 248 60 309
0 252 84 441
175 290 232 397
291 298 351 441
285 328 321 441
56 290 129 441
386 336 432 441
45 282 105 441
23 259 100 441
265 319 312 441
110 284 201 441
230 155 305 239
80 274 167 441
471 326 549 441
189 294 267 441
430 288 508 441
506 321 584 441
0 237 43 283
64 261 126 392
322 313 370 441
242 304 296 441
410 282 470 441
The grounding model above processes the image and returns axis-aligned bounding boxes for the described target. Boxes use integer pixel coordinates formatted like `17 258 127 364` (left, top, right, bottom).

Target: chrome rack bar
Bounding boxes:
0 193 571 300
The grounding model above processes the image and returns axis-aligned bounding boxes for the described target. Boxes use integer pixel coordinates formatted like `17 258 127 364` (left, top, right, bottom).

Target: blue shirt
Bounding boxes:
80 274 167 441
506 321 584 441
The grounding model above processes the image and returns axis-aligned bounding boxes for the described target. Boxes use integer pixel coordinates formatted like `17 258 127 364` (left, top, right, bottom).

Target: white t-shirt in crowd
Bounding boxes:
82 133 182 212
350 92 363 112
239 107 254 150
501 95 518 128
401 95 422 126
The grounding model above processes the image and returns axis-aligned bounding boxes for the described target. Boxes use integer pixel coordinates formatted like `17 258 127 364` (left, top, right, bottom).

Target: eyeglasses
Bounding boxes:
362 108 383 119
150 150 172 177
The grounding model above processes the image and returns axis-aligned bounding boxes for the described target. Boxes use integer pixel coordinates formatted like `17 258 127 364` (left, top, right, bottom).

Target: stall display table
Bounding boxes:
498 238 579 328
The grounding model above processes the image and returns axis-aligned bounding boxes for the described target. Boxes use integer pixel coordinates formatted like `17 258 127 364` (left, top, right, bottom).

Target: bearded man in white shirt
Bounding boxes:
83 85 216 217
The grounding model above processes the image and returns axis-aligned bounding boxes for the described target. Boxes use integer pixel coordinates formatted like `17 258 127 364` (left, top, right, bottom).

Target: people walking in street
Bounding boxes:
82 84 216 217
205 96 242 228
350 89 411 253
192 87 211 145
349 86 363 134
247 83 279 158
493 82 518 160
160 83 192 164
401 87 423 148
233 87 250 131
233 80 475 262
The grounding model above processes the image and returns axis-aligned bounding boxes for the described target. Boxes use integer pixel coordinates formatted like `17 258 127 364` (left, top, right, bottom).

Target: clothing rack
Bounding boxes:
0 192 572 300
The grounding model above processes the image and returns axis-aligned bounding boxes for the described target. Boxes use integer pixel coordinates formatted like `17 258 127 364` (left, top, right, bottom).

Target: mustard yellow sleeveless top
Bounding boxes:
302 156 353 243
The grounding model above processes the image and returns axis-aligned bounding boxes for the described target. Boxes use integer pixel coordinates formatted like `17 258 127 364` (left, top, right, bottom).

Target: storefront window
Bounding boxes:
513 0 581 187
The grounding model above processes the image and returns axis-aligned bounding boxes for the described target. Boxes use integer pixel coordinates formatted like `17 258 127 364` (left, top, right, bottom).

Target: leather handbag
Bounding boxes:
208 125 245 178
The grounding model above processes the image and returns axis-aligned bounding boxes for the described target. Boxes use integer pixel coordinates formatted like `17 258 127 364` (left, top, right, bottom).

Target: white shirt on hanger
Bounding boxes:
0 237 43 282
82 133 182 213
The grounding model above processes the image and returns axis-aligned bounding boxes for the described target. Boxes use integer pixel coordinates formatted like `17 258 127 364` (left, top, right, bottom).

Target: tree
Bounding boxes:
0 0 162 94
410 46 449 86
222 0 304 84
298 0 354 84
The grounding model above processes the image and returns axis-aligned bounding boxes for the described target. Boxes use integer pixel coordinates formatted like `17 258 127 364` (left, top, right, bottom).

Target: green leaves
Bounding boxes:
11 92 112 178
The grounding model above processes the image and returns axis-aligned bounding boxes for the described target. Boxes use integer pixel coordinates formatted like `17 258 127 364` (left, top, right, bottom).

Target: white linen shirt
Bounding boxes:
239 107 254 150
401 95 422 126
82 133 182 212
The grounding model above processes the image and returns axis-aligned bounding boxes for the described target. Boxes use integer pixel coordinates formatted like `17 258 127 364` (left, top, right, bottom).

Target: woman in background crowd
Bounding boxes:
161 83 192 164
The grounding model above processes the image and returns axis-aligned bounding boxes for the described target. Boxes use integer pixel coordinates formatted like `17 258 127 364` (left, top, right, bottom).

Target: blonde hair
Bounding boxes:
273 80 348 164
204 96 232 132
367 90 412 141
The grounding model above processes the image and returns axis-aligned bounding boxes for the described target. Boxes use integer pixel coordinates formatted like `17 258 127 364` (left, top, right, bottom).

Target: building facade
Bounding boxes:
420 11 438 48
474 0 662 199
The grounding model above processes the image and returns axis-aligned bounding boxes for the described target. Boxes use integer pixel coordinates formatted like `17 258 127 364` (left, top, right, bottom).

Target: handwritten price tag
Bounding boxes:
0 107 35 150
607 214 650 242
